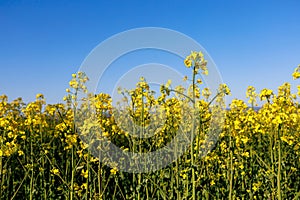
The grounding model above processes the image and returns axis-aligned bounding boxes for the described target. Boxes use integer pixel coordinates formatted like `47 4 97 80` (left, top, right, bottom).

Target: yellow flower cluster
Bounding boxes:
184 51 208 75
292 64 300 79
0 59 299 199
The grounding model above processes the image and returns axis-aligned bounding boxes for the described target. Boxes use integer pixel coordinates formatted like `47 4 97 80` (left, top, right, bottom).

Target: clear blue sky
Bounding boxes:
0 0 299 105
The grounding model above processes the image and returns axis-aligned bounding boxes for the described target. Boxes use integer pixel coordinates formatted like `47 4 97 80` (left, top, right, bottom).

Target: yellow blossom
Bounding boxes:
110 167 118 175
81 169 89 178
292 64 300 79
184 58 192 68
51 168 60 175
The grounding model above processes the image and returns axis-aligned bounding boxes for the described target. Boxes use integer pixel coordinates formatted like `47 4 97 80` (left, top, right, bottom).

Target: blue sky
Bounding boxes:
0 0 299 105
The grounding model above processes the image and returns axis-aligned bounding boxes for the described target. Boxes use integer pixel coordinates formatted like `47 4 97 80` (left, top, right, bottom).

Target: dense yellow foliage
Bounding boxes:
0 53 299 199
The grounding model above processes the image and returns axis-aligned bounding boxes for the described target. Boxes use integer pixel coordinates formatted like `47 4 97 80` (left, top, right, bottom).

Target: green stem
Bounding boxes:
191 65 196 200
113 177 117 199
98 162 103 200
70 147 74 200
229 131 233 200
0 141 3 199
270 134 275 200
29 130 34 200
175 142 181 200
277 125 282 200
86 151 90 200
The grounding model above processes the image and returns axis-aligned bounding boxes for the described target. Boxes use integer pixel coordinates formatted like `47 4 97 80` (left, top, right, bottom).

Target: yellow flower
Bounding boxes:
7 132 14 138
165 79 172 88
241 152 250 158
259 88 273 101
184 58 192 68
219 84 231 95
201 69 208 75
183 75 188 81
291 167 297 172
81 169 89 178
292 65 300 79
18 150 24 156
90 157 99 162
110 167 118 175
191 51 198 60
51 168 60 175
272 115 282 125
246 86 257 105
280 135 294 145
180 173 187 179
252 182 262 192
81 183 87 190
202 88 211 100
196 78 203 84
241 137 249 144
36 93 44 100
